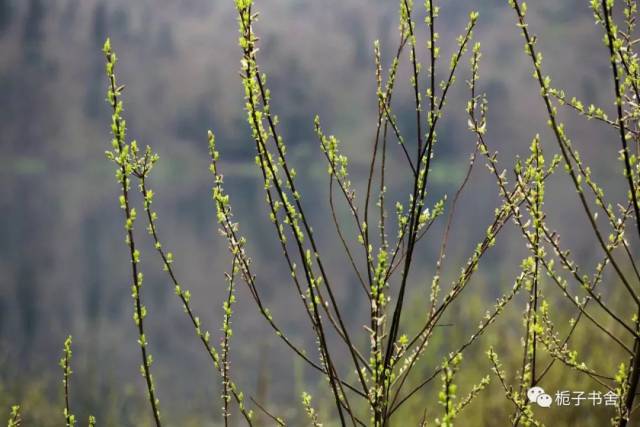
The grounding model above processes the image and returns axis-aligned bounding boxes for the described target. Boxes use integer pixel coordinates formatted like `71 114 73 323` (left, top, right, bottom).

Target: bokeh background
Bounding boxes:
0 0 633 425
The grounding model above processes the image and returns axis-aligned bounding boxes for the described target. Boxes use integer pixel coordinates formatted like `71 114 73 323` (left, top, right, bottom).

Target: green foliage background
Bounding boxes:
0 0 632 425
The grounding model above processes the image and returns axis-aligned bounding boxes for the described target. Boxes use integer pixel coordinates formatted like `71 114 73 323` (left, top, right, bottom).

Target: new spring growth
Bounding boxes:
435 353 461 427
60 335 75 427
103 38 163 427
7 405 21 427
302 392 322 427
315 116 350 183
87 1 640 425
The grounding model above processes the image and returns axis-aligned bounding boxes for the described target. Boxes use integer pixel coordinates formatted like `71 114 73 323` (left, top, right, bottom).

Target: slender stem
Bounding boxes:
103 42 162 427
600 1 640 421
509 0 638 305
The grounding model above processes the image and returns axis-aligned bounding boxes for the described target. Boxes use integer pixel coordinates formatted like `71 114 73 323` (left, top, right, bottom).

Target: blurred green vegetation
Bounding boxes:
0 0 631 425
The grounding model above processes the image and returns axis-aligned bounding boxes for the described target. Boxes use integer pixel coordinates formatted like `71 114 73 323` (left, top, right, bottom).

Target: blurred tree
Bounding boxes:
23 0 44 43
92 2 107 48
154 23 175 57
0 0 12 35
22 0 45 64
61 0 78 30
85 2 108 118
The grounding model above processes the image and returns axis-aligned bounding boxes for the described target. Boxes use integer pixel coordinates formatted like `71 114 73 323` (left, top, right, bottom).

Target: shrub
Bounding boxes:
6 0 640 425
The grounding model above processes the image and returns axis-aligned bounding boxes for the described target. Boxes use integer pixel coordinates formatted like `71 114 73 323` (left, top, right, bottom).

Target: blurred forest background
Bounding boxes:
0 0 632 425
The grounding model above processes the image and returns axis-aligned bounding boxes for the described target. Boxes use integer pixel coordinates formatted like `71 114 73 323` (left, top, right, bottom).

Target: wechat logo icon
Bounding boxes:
528 387 552 408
